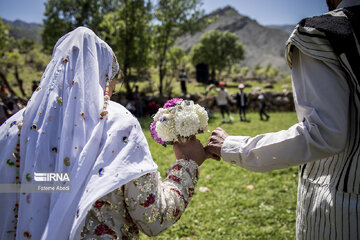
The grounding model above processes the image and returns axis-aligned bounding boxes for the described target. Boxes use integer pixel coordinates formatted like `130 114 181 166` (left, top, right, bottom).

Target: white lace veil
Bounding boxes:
0 27 157 239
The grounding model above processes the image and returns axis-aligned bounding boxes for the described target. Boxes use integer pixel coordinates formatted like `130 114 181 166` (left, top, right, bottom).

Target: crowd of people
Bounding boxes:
1 79 273 126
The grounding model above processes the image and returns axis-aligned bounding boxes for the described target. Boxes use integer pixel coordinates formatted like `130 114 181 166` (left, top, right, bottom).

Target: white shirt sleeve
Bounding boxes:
221 48 350 172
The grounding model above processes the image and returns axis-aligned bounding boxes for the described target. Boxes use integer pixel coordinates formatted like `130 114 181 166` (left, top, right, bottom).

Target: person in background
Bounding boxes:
206 0 360 239
214 81 234 123
179 69 188 95
10 97 24 115
235 84 248 121
133 85 144 118
258 93 270 121
125 100 136 115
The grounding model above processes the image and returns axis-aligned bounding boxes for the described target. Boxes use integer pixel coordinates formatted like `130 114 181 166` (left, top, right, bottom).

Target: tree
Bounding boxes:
4 51 26 96
0 18 17 96
153 0 204 96
240 66 249 77
252 63 261 79
167 46 186 73
42 0 115 53
264 63 279 80
164 46 186 97
100 0 152 97
190 30 245 81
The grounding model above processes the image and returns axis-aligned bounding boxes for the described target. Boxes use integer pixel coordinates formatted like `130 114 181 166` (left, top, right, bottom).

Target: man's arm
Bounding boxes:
208 48 350 172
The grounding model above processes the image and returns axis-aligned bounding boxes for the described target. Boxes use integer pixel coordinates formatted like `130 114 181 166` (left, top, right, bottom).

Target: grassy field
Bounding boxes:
138 111 299 240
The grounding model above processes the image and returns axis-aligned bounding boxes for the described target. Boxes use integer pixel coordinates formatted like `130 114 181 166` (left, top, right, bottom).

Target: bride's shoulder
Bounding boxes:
108 100 127 113
107 101 137 123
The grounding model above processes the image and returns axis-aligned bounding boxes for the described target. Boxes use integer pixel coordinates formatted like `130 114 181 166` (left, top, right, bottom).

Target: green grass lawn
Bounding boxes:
138 111 299 240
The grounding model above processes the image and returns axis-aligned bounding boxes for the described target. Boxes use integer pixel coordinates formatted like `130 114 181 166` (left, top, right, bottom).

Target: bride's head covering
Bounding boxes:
0 27 157 239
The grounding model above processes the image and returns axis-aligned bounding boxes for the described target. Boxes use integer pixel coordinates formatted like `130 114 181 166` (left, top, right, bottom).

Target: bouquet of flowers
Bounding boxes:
150 98 209 146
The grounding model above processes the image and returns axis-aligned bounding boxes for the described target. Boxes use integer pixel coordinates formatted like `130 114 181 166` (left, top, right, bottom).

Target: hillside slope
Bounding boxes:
176 6 292 72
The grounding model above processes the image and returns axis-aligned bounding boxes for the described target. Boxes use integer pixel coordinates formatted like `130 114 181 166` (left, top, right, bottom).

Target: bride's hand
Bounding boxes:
173 136 211 166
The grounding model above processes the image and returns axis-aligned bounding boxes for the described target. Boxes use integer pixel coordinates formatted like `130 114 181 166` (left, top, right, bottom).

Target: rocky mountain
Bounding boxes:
2 19 42 43
176 6 292 72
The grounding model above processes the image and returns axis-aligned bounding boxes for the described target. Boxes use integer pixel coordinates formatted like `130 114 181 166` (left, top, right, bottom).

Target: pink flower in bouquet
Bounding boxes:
163 98 183 109
150 121 164 145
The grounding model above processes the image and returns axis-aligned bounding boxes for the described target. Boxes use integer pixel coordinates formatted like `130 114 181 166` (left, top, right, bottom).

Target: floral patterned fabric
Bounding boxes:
81 158 199 239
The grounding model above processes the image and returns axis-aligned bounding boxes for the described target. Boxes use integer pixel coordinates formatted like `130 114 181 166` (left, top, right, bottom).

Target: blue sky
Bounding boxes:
0 0 328 25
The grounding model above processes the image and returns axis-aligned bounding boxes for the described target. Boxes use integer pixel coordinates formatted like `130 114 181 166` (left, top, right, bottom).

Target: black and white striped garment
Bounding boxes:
286 6 360 240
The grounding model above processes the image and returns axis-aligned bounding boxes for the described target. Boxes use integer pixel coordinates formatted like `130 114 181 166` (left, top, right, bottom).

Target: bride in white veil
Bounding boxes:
0 27 208 239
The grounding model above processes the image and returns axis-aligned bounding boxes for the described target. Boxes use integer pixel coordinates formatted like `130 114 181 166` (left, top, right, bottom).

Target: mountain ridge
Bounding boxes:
176 6 292 72
2 18 42 43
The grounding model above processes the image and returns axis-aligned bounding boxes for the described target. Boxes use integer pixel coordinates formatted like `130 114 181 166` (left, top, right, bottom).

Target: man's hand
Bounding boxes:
173 136 215 166
205 127 229 160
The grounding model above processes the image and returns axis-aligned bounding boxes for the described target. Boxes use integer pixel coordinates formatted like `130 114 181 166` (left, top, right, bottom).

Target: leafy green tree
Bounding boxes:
0 18 11 53
265 63 279 80
167 46 186 72
240 66 249 77
0 18 17 96
16 38 35 54
164 46 186 97
100 0 152 97
153 0 204 96
252 63 261 78
190 30 245 81
4 51 27 96
42 0 115 53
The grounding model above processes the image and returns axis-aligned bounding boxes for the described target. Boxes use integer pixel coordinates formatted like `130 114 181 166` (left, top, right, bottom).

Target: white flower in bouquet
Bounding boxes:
150 98 209 146
153 108 167 122
194 104 209 130
175 110 200 138
156 120 177 142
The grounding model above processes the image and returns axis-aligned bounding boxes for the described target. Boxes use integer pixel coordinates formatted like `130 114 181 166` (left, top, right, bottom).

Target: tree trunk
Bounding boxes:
14 66 26 97
159 66 164 97
0 71 17 97
211 68 216 82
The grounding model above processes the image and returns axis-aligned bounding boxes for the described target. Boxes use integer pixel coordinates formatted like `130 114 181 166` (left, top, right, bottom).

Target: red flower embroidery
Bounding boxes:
93 200 110 209
168 175 182 183
94 224 117 238
140 193 156 207
172 164 183 171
